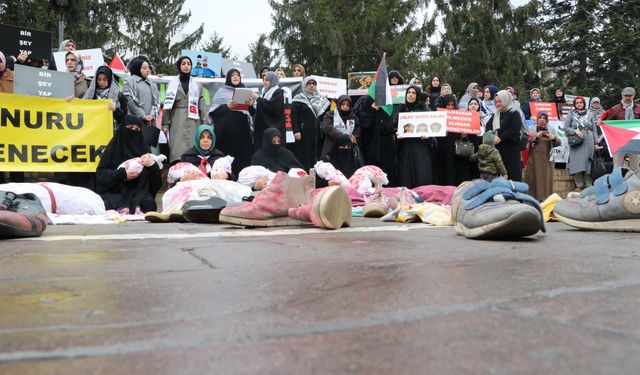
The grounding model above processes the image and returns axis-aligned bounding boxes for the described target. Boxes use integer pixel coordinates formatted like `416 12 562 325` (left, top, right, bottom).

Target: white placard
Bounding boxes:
53 48 105 77
397 111 448 138
308 75 346 99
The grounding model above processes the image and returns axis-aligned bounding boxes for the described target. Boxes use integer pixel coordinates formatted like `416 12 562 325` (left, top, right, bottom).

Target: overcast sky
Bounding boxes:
182 0 530 61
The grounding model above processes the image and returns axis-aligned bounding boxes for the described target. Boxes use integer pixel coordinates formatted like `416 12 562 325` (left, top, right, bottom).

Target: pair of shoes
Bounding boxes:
145 211 170 223
182 197 227 223
451 179 545 239
0 191 48 239
363 188 390 218
554 168 640 232
219 171 315 227
288 186 352 229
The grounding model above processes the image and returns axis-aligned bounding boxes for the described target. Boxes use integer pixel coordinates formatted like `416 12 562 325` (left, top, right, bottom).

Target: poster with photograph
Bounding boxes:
397 111 447 138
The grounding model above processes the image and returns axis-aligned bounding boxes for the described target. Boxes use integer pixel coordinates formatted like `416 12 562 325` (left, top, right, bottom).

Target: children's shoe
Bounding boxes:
288 186 352 229
451 179 545 239
182 197 227 224
0 191 48 239
363 189 389 218
554 168 640 232
144 211 171 223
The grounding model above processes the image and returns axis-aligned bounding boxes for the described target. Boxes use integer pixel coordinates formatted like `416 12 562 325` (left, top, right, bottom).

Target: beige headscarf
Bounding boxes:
492 90 515 131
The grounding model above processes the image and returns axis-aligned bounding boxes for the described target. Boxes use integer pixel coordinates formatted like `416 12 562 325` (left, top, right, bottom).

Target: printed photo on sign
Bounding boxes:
397 111 447 138
436 108 481 134
308 75 346 99
181 50 222 78
347 71 376 95
0 23 52 60
221 58 257 79
53 48 105 77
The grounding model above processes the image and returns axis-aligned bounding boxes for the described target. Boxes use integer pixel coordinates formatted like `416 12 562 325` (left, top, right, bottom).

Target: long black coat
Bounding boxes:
291 101 325 171
394 103 435 188
210 105 255 177
486 110 523 181
254 89 285 152
359 99 397 186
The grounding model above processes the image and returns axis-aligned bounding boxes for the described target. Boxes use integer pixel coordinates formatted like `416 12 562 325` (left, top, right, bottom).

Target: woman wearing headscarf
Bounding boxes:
564 96 596 190
180 124 235 181
486 90 524 182
321 94 359 159
64 51 90 98
83 65 127 133
161 56 208 165
123 57 161 152
292 64 306 78
434 83 455 109
359 96 398 185
292 76 330 171
426 76 441 111
524 112 561 201
251 128 303 173
209 68 256 176
326 134 359 179
467 97 483 178
395 85 434 188
388 70 405 86
521 88 542 120
0 51 13 93
254 71 285 152
552 87 567 116
96 115 162 214
458 82 479 110
506 86 525 119
481 85 500 123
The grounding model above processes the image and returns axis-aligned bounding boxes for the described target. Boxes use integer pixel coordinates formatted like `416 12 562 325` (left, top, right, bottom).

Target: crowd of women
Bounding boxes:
2 43 639 214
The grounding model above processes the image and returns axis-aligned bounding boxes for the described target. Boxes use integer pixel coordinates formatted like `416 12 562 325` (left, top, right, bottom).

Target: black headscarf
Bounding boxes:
99 115 149 169
404 85 425 111
388 70 405 85
337 94 356 120
225 68 245 88
552 87 566 104
428 76 441 95
176 56 192 94
438 94 457 109
251 128 303 172
327 134 358 178
129 58 145 78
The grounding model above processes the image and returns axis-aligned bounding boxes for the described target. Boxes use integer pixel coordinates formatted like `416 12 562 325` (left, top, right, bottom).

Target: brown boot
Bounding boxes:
0 191 48 238
288 186 352 229
219 171 315 227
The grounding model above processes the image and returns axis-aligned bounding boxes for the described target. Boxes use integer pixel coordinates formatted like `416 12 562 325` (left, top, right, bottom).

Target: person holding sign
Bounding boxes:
65 51 90 98
292 77 330 171
96 115 162 214
524 112 561 201
254 72 285 152
123 57 161 152
486 90 524 182
83 66 127 133
394 85 434 188
209 68 256 176
0 51 13 93
162 56 208 165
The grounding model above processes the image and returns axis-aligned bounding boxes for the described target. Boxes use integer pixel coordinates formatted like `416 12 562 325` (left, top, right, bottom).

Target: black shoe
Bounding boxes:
0 191 48 239
182 197 227 223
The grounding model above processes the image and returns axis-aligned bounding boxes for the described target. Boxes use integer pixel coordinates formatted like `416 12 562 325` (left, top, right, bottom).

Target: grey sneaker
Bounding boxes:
554 168 640 232
451 179 545 239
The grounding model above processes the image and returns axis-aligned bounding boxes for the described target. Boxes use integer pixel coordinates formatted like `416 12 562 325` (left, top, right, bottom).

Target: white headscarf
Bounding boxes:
492 90 515 131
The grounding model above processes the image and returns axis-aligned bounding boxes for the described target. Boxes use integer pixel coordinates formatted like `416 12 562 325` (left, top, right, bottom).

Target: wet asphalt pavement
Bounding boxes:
0 219 639 374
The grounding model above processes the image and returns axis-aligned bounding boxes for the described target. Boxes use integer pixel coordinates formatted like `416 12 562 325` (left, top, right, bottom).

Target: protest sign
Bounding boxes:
53 48 104 77
548 120 570 163
0 23 52 60
13 65 74 99
529 102 559 120
557 103 574 120
181 49 222 78
0 93 113 172
390 84 411 104
347 71 375 95
308 75 346 99
221 58 257 79
436 108 481 134
397 111 447 138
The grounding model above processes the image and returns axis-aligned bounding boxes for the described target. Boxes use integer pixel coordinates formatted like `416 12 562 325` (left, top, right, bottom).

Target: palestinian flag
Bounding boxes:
368 53 393 116
109 53 127 71
600 120 640 156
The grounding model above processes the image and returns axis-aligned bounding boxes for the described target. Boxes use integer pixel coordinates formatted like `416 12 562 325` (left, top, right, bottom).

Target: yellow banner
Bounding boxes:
0 93 113 172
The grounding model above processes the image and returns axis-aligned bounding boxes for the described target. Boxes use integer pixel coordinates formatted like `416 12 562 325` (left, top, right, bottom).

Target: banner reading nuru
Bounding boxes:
0 93 113 172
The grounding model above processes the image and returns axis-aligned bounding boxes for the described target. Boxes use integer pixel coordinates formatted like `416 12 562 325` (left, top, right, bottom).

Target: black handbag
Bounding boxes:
454 139 474 158
567 133 584 147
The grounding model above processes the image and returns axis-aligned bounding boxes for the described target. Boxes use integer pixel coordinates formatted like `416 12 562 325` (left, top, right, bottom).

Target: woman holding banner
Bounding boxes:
65 51 89 98
395 85 434 188
254 72 285 153
162 56 208 165
123 57 161 153
83 66 127 133
292 77 330 171
524 112 560 201
209 69 256 176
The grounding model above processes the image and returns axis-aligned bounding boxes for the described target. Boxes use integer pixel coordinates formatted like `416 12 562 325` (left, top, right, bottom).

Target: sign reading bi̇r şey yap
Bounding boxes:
0 23 52 60
0 93 113 172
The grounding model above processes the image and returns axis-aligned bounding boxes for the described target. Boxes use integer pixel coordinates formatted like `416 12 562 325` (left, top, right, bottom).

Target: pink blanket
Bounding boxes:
346 185 456 207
